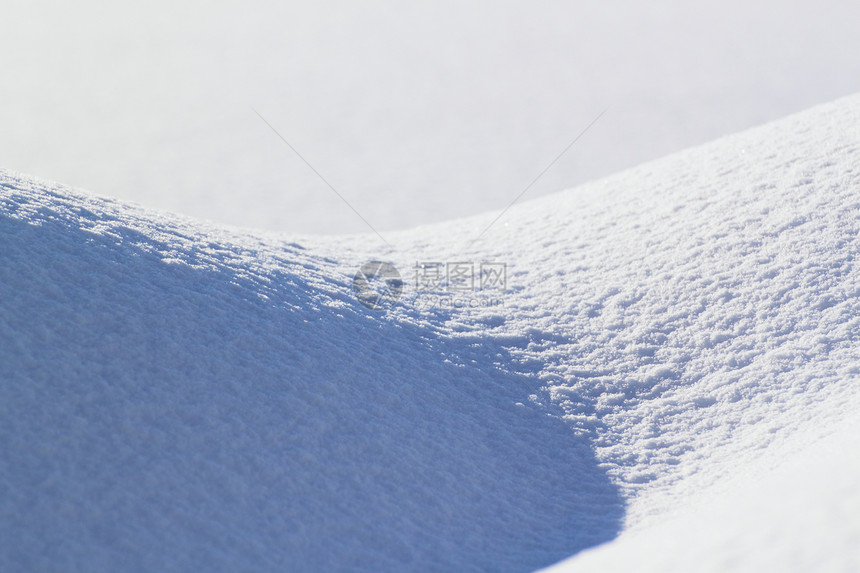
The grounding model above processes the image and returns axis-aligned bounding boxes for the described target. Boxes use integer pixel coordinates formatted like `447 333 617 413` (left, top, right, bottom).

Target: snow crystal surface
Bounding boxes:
2 94 860 571
0 177 621 570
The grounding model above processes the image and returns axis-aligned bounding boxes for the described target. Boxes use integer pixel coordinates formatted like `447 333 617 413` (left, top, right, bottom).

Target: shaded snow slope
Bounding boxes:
0 180 621 571
2 93 860 571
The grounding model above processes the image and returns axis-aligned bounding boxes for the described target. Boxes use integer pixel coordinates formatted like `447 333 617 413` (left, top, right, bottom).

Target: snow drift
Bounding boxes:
0 182 621 570
2 94 859 571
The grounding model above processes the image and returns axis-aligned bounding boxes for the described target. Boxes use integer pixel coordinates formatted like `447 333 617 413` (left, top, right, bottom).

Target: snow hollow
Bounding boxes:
2 94 859 571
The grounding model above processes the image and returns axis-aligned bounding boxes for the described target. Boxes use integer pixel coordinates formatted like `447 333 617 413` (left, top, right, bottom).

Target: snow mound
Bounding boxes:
0 180 621 570
543 414 860 572
2 93 860 571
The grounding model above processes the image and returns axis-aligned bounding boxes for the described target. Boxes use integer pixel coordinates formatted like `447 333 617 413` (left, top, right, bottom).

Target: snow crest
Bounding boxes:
2 94 860 571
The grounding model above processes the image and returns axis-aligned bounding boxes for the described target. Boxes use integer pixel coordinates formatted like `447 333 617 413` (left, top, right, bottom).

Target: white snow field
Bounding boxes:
2 94 859 571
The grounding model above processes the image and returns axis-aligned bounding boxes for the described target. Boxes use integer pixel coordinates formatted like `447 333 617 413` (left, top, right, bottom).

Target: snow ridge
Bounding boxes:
0 175 621 571
2 93 860 571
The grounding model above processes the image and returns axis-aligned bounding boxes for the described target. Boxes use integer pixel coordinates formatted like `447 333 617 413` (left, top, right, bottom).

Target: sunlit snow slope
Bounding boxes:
2 94 860 572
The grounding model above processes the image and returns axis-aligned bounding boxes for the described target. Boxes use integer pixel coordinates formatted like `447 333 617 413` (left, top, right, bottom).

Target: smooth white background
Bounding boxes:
3 0 859 234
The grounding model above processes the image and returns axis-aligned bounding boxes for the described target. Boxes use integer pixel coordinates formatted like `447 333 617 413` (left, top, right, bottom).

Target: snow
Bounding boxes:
2 90 860 570
542 415 860 572
0 175 622 570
